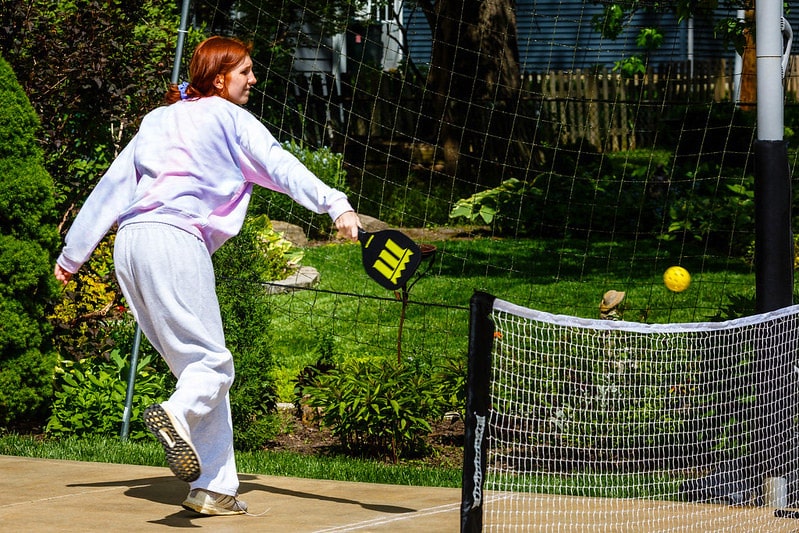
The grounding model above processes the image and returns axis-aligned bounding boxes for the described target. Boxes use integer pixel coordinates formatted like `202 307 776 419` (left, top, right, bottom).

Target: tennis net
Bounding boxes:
461 291 799 531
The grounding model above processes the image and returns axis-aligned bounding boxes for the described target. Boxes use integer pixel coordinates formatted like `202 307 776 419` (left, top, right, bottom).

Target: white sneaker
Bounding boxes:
143 404 201 482
182 489 248 516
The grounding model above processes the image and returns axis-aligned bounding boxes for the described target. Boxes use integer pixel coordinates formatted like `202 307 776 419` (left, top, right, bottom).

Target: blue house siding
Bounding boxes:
404 2 792 72
403 4 432 66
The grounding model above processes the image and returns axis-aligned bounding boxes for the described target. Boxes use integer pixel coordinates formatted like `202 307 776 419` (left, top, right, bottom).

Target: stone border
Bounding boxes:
265 265 320 294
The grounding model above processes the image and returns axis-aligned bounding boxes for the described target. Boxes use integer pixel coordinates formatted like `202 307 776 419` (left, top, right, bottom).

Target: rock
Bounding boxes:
271 220 308 247
357 214 389 232
265 265 320 294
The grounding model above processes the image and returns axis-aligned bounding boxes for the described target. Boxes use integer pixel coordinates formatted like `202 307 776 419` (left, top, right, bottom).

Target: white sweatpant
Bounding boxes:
114 222 239 496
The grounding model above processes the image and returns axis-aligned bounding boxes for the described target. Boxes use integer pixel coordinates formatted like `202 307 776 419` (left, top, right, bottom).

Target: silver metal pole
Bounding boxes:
119 325 141 441
756 0 783 142
121 0 192 441
171 0 192 85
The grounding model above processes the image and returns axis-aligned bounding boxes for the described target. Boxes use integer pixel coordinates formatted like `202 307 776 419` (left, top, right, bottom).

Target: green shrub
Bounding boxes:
293 328 337 412
249 142 349 238
50 236 127 362
46 214 294 446
376 172 454 227
449 177 538 234
304 358 444 462
46 348 170 441
449 150 714 242
664 164 755 255
0 54 60 427
431 355 468 417
213 215 299 450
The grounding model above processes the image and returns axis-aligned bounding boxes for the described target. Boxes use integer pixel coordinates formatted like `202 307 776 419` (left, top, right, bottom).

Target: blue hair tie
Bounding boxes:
178 81 189 100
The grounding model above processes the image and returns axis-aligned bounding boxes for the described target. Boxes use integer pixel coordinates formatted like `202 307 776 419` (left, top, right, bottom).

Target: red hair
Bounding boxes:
165 36 253 104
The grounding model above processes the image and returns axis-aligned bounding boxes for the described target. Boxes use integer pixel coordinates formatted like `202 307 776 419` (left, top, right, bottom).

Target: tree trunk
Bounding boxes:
421 0 521 183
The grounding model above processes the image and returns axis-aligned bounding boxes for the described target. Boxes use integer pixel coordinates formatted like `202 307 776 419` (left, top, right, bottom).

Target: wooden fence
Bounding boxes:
287 56 799 155
529 60 734 152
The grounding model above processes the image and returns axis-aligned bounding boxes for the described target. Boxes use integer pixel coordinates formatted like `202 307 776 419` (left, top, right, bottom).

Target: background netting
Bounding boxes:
174 2 799 529
189 0 799 321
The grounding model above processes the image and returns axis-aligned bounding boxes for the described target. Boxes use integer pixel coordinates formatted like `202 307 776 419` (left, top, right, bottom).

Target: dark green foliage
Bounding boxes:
431 355 468 417
664 164 755 255
304 358 446 463
449 177 539 235
666 104 756 172
46 348 171 441
213 216 291 450
293 328 337 413
0 0 201 223
448 144 760 257
0 55 60 427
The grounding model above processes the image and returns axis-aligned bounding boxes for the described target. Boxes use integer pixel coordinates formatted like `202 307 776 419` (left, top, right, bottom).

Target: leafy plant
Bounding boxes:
664 166 755 255
46 349 170 441
293 328 337 414
431 355 468 417
50 236 127 362
449 177 537 233
1 0 204 221
304 358 444 462
213 215 299 450
214 214 304 283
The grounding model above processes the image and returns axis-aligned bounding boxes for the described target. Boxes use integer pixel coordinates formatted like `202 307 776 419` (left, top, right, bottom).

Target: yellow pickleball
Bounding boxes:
663 266 691 292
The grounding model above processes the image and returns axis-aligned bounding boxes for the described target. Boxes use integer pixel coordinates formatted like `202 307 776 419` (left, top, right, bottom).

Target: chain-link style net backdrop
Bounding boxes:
184 1 799 530
192 0 799 318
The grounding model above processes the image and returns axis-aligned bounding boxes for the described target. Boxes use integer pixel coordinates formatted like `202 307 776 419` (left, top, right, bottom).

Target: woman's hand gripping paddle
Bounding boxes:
358 228 422 290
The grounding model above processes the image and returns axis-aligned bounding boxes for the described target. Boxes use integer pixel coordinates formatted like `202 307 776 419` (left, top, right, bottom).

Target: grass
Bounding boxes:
0 434 463 488
266 233 755 401
0 434 686 497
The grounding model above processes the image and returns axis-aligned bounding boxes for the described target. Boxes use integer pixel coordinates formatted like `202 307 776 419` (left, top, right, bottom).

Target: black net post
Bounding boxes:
753 139 796 503
754 139 793 314
461 291 496 532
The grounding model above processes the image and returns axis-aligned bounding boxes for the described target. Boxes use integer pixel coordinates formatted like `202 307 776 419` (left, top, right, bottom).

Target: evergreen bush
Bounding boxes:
213 215 294 450
0 55 60 427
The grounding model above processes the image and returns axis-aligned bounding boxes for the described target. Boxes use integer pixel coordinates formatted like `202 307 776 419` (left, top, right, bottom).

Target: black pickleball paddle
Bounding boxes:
358 228 422 290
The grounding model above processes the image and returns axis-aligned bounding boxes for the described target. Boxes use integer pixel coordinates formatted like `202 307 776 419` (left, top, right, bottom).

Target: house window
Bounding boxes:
363 0 401 24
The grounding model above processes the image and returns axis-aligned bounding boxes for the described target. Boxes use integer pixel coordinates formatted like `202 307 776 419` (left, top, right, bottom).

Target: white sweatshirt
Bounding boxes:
57 96 353 274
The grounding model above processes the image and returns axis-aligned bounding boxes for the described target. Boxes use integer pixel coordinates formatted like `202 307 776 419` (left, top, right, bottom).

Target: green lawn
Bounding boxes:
266 234 755 401
0 434 683 496
0 434 463 488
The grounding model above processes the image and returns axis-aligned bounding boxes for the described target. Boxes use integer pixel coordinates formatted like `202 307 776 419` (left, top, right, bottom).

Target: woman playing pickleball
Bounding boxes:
54 36 360 516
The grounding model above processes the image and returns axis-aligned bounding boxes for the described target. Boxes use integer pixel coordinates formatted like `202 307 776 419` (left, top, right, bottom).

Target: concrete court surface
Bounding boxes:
0 455 462 532
6 454 799 532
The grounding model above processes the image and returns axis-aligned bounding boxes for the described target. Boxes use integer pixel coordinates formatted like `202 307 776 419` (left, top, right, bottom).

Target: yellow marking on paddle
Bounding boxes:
371 238 415 284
